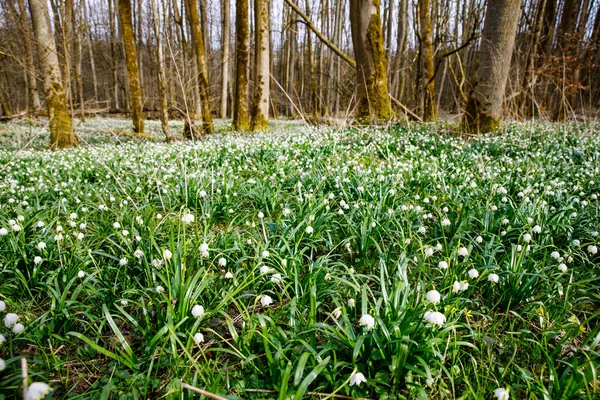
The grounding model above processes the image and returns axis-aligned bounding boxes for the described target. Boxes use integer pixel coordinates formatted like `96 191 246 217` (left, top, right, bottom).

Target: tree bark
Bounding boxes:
419 0 436 121
18 0 41 111
187 0 214 133
463 0 522 133
220 0 230 118
150 0 172 140
233 0 250 130
349 0 393 123
250 0 269 130
117 0 144 133
29 0 77 148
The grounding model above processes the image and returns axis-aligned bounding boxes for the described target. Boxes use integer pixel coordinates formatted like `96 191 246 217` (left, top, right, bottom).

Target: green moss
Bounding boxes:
48 81 77 149
462 96 500 134
357 4 394 124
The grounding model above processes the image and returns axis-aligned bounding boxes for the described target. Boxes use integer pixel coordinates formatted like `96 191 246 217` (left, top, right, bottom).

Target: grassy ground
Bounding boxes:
0 118 599 399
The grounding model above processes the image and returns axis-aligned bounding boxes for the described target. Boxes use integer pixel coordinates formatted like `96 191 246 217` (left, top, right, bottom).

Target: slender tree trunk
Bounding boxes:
18 0 41 111
287 7 297 116
83 0 98 105
109 0 120 109
419 0 436 121
220 0 230 118
29 0 77 148
187 0 214 133
117 0 144 133
233 0 250 130
349 0 393 123
250 0 269 130
462 0 522 133
150 0 171 140
72 1 85 121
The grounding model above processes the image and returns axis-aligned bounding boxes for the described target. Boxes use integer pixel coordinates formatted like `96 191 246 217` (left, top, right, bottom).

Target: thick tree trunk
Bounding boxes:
187 0 214 134
220 0 230 118
233 0 250 130
250 0 269 130
117 0 144 133
349 0 393 123
462 0 521 133
150 0 171 140
18 0 41 111
29 0 77 148
419 0 436 121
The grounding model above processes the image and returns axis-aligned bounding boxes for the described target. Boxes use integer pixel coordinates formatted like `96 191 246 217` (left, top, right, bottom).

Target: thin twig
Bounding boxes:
181 382 229 400
245 388 364 399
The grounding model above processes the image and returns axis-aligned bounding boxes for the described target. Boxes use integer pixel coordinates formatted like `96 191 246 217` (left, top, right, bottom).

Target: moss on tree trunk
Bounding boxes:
233 0 250 131
350 0 393 124
117 0 144 134
250 0 269 131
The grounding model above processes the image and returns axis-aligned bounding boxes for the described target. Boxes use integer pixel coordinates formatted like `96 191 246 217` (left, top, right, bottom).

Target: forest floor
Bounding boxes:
0 117 599 399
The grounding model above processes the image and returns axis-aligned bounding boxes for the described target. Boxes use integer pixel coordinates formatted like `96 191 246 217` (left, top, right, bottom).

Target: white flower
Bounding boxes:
113 222 121 229
119 258 128 266
592 231 599 237
359 314 375 329
199 190 207 198
33 256 43 265
218 257 227 267
551 251 560 259
476 236 483 243
121 230 129 237
199 243 209 253
488 273 499 283
573 239 580 246
332 307 342 319
0 358 4 371
193 332 204 344
12 323 24 333
270 273 282 283
26 382 52 400
260 295 273 307
134 249 144 258
418 226 427 234
523 233 532 243
493 387 509 400
224 271 234 279
260 265 270 274
261 250 270 258
441 218 451 227
182 213 195 224
533 225 542 233
37 242 46 250
305 226 314 234
424 311 446 326
0 300 5 311
12 224 22 232
348 298 355 308
426 290 441 304
191 305 205 318
121 300 129 306
452 281 468 293
37 221 45 228
78 270 85 279
438 261 448 269
502 218 509 225
457 247 468 257
468 269 479 279
0 228 7 236
163 249 173 260
257 212 264 219
588 245 598 255
4 313 18 327
349 371 367 387
156 285 165 293
0 334 4 344
558 263 568 272
282 208 291 216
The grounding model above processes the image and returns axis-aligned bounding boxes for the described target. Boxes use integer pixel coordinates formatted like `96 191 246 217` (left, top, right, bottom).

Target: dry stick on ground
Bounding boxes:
181 383 229 400
245 388 363 399
283 0 416 122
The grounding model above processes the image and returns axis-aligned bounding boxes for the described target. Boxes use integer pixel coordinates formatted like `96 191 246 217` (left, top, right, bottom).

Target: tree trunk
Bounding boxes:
29 0 77 148
109 0 120 109
117 0 144 133
462 0 522 133
150 0 172 140
83 0 98 105
233 0 250 130
349 0 393 123
250 0 269 130
287 6 297 116
72 1 85 121
187 0 214 133
18 0 41 111
220 0 230 118
419 0 436 121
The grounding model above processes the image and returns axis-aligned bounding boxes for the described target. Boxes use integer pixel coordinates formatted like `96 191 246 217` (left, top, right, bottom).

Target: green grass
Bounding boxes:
0 118 599 399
